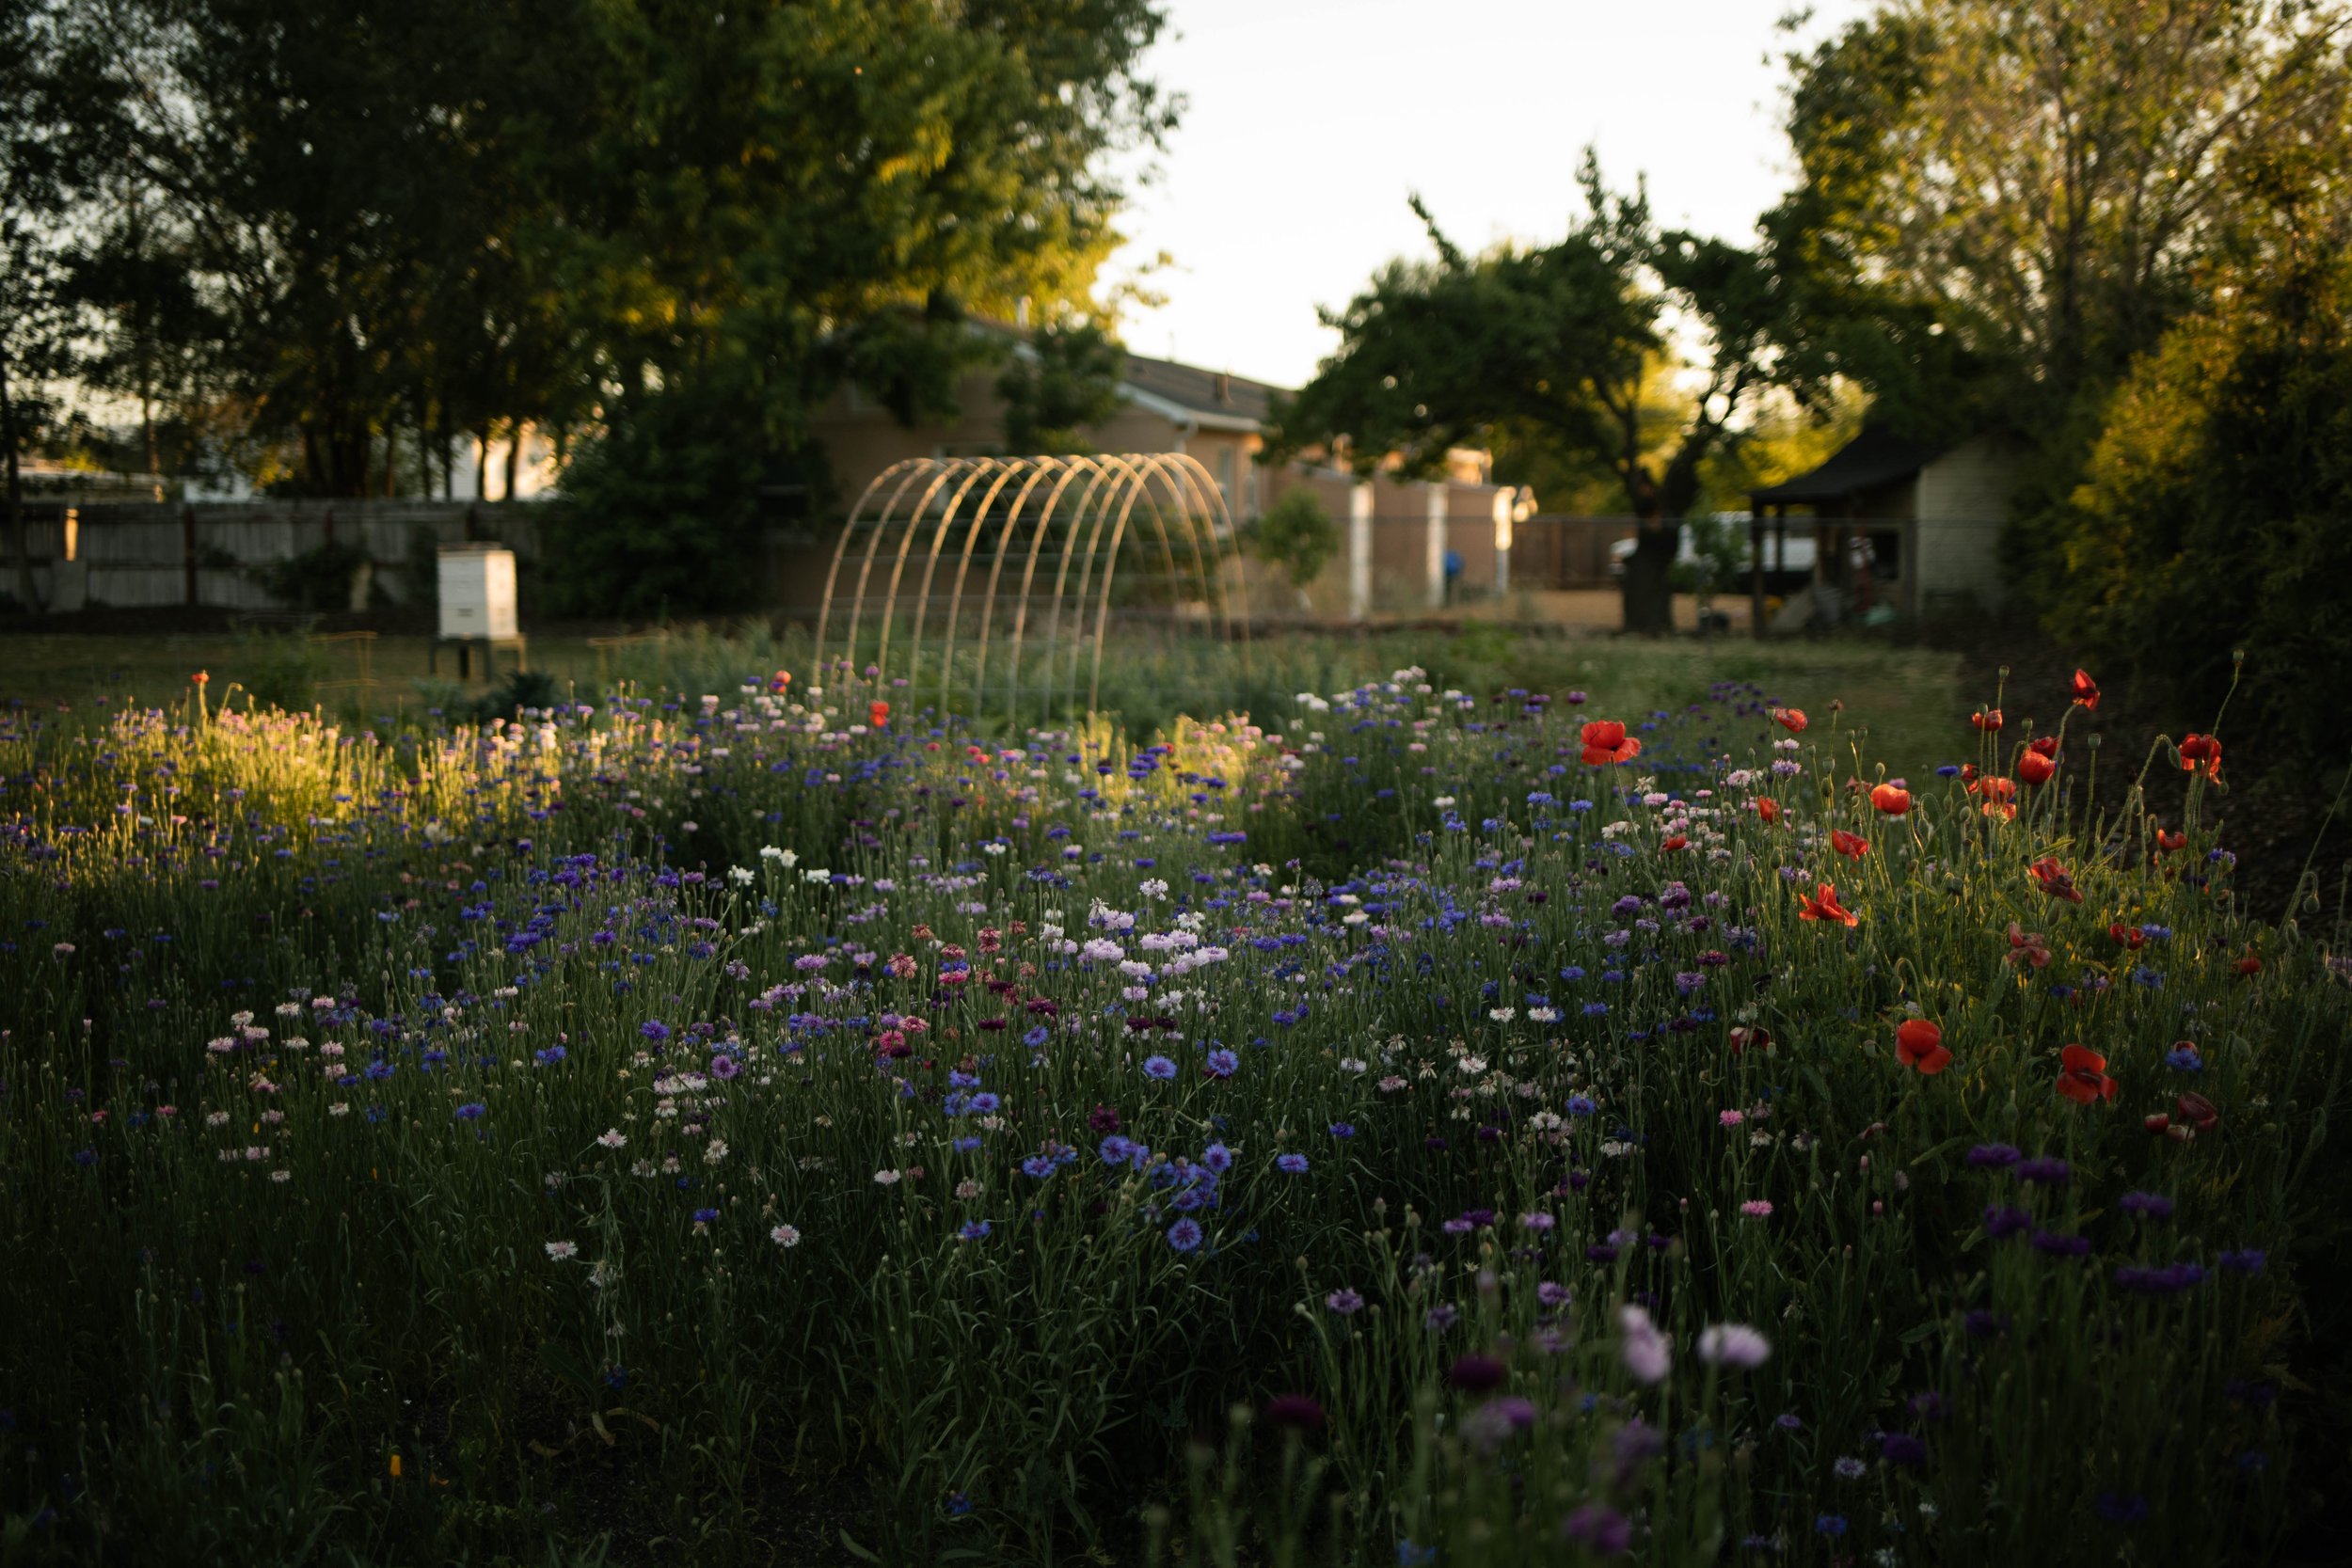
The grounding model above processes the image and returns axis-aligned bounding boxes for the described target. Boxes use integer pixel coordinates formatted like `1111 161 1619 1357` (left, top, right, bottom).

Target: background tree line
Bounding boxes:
1276 0 2352 770
0 0 1169 612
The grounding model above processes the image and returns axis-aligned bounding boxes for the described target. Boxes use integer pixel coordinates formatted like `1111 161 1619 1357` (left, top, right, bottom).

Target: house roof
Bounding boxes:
1751 427 1948 505
1117 352 1284 428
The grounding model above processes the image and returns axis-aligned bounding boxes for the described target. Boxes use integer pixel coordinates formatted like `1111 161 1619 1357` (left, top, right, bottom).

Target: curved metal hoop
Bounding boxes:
814 452 1250 723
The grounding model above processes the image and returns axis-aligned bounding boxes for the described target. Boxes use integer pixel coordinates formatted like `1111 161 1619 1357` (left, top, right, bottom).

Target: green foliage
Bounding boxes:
1247 485 1340 589
998 320 1126 453
225 630 324 712
254 540 369 613
2042 241 2352 760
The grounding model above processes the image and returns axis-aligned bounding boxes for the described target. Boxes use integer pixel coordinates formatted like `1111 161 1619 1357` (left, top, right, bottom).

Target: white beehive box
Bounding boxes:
437 545 517 641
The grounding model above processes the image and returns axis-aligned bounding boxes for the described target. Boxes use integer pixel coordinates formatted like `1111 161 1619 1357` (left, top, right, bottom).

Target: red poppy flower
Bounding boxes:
1661 834 1689 851
2155 829 2187 855
1971 707 2004 732
2108 923 2145 950
1797 882 1859 927
1773 707 1808 734
2017 750 2056 786
1830 830 1869 858
1728 1024 1773 1054
2071 669 2100 710
2026 736 2058 758
1754 797 1782 825
2179 734 2222 778
1580 720 1642 767
2176 1091 2218 1132
1868 783 1910 816
1894 1019 1951 1075
2235 947 2263 976
869 700 891 729
771 669 793 692
2056 1043 2116 1104
1972 775 2017 820
2029 856 2084 903
2005 923 2052 969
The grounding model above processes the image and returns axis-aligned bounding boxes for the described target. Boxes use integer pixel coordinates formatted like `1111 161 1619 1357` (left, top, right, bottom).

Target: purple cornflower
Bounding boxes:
2119 1192 2174 1219
1984 1205 2031 1240
1143 1054 1177 1081
1167 1217 1203 1253
1326 1288 1365 1315
709 1053 741 1080
1966 1143 2020 1168
1204 1048 1239 1078
2015 1157 2073 1185
1277 1152 1309 1175
1563 1504 1632 1556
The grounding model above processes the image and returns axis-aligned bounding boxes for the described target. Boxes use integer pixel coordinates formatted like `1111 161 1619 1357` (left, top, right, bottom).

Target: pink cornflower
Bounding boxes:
1740 1199 1774 1219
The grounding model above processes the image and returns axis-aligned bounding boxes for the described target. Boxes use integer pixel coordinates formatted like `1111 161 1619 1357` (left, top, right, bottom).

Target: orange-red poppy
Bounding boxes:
1830 829 1869 858
1869 783 1911 816
2155 829 2187 854
2235 947 2263 976
1972 775 2017 820
1773 707 1808 734
2017 749 2056 786
1754 797 1782 825
1971 707 2003 732
2176 1091 2218 1132
2029 856 2084 903
1894 1019 1951 1075
2026 736 2059 758
1728 1025 1773 1054
2108 923 2145 950
771 669 793 692
1797 882 1859 927
2005 923 2051 969
2070 670 2100 710
2179 733 2222 778
869 700 891 729
1661 834 1689 851
1581 720 1642 767
2056 1043 2116 1104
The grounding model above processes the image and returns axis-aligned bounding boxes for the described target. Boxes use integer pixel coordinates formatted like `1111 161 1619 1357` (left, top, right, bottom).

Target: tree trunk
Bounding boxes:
0 338 32 613
1620 516 1681 635
502 421 522 501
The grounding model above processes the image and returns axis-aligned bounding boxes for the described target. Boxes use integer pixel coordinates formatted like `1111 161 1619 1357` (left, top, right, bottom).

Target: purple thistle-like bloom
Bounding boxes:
1424 1304 1459 1332
2115 1262 2206 1294
1563 1504 1632 1556
2119 1191 2174 1219
1966 1143 2020 1168
1984 1205 2031 1240
1326 1288 1365 1315
2016 1157 2073 1185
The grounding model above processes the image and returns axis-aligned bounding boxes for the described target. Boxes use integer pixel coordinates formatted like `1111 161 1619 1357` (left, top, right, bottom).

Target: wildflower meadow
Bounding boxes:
1 659 2345 1566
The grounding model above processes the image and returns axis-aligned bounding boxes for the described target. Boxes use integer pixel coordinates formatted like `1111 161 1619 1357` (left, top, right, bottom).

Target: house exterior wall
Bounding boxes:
1912 436 2020 610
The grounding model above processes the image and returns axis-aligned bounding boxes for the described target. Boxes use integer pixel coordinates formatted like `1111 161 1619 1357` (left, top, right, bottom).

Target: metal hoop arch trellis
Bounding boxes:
813 453 1249 724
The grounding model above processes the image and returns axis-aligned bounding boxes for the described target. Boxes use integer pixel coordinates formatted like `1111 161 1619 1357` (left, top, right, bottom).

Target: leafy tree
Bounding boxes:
1247 486 1340 598
999 320 1125 453
0 0 113 608
1272 155 1795 633
2054 194 2352 762
1772 0 2352 432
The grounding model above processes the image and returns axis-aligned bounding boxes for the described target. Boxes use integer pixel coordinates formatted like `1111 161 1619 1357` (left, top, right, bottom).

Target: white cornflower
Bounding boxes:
770 1225 802 1248
545 1240 580 1260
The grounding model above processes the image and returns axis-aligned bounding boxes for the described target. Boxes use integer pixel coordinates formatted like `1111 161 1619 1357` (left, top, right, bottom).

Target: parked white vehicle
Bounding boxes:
1609 518 1817 580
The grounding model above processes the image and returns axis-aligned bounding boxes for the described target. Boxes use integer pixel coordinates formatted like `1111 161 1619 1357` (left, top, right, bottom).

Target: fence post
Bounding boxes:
1423 483 1446 610
1749 510 1766 640
183 504 198 606
1348 483 1373 623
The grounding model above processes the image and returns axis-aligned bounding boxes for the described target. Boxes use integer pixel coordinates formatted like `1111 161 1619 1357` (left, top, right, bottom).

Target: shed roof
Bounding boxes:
1118 352 1282 426
1751 428 1947 505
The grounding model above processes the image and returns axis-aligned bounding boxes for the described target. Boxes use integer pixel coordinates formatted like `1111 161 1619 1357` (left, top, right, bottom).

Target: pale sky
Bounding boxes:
1104 0 1876 390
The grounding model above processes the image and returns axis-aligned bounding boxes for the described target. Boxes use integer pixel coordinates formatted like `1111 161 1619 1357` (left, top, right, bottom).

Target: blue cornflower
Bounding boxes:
454 1102 486 1120
2119 1191 2174 1219
1099 1135 1136 1164
2219 1249 2265 1275
2166 1043 2203 1071
1204 1048 1239 1078
958 1220 992 1242
1814 1514 1848 1537
1966 1143 2020 1168
691 1207 720 1224
969 1092 1001 1114
1167 1217 1203 1252
1277 1152 1310 1174
1022 1155 1056 1179
640 1020 671 1042
1023 1026 1050 1047
953 1135 982 1152
1202 1142 1232 1173
1144 1054 1178 1081
1565 1095 1597 1117
1328 1122 1356 1138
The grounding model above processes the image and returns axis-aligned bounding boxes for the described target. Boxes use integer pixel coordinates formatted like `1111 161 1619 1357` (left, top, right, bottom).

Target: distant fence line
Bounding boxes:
2 501 1931 617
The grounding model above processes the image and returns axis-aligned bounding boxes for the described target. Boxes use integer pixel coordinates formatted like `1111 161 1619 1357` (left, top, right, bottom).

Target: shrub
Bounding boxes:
1248 485 1340 590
